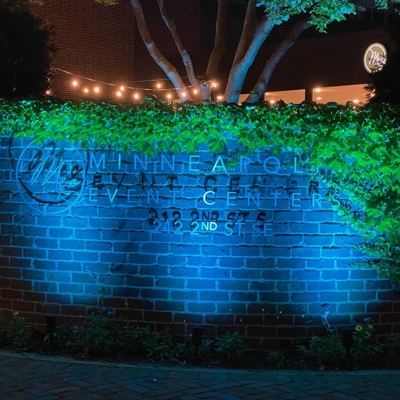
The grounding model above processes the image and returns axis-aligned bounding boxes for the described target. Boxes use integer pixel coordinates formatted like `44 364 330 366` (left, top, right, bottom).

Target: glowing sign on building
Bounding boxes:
363 43 387 73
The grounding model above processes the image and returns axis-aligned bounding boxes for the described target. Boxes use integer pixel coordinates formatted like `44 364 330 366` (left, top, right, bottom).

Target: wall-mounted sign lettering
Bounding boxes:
15 141 86 214
363 43 387 73
10 139 349 239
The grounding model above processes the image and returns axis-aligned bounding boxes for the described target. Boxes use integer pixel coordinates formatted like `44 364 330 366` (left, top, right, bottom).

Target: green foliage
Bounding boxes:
199 337 215 358
123 325 152 356
70 307 125 356
351 320 384 364
214 332 246 361
2 311 31 348
386 334 400 357
297 332 346 368
2 99 400 283
266 350 289 369
142 331 176 360
0 2 55 98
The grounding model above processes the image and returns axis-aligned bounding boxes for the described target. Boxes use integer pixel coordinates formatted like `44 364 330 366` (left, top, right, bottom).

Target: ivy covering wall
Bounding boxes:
1 99 400 284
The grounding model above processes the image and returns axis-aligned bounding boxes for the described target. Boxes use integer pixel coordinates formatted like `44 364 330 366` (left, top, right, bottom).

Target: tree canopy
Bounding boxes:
0 0 55 98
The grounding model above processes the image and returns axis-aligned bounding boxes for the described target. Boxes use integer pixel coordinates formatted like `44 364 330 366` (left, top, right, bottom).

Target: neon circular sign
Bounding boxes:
363 43 387 73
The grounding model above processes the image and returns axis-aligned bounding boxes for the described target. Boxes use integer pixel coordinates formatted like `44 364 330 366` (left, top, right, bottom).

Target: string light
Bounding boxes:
60 68 217 100
269 100 276 104
167 93 172 99
45 90 51 95
217 95 223 101
316 96 322 101
353 99 359 104
314 88 321 93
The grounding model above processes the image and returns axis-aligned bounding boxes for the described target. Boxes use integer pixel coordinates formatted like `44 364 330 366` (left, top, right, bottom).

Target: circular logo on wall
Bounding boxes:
16 140 86 214
363 43 387 73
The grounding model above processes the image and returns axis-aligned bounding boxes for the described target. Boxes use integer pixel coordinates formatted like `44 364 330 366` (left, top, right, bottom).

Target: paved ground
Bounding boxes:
0 350 400 400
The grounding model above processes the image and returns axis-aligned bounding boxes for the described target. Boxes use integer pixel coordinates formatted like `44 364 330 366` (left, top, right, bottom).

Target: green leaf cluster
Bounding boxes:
1 99 400 284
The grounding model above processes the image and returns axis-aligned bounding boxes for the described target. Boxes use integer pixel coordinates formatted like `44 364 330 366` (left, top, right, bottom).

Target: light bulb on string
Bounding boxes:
94 87 100 93
193 89 198 95
72 80 78 87
217 95 223 101
212 82 218 88
119 86 125 91
116 91 122 97
83 88 89 94
133 92 140 100
167 93 172 99
181 91 187 98
156 83 162 89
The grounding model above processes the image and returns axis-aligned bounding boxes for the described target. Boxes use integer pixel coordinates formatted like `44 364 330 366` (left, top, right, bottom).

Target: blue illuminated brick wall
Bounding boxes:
1 137 400 350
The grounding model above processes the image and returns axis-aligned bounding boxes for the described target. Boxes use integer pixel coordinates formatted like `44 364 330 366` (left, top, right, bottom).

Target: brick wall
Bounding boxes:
1 136 400 350
29 0 136 101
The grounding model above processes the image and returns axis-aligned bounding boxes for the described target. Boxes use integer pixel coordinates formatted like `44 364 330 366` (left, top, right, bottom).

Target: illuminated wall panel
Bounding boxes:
1 137 399 349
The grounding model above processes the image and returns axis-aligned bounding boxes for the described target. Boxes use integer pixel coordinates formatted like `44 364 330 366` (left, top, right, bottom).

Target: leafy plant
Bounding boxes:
266 350 289 369
43 320 70 348
297 332 346 368
5 311 31 348
70 307 124 357
214 331 246 361
351 318 384 364
199 337 215 358
386 334 400 357
123 325 151 356
142 330 175 360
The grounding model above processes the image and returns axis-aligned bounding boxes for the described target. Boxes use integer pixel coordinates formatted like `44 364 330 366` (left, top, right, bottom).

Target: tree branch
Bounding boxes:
129 0 192 101
205 0 229 80
245 19 311 103
157 0 198 88
224 16 274 103
232 0 258 66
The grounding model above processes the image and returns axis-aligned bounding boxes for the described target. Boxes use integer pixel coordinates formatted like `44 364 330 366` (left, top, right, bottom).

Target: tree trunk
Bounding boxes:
129 0 192 102
245 20 311 104
224 18 274 103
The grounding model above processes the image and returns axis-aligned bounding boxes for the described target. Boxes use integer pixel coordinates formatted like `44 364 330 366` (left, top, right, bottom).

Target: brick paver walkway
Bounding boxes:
0 350 399 399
